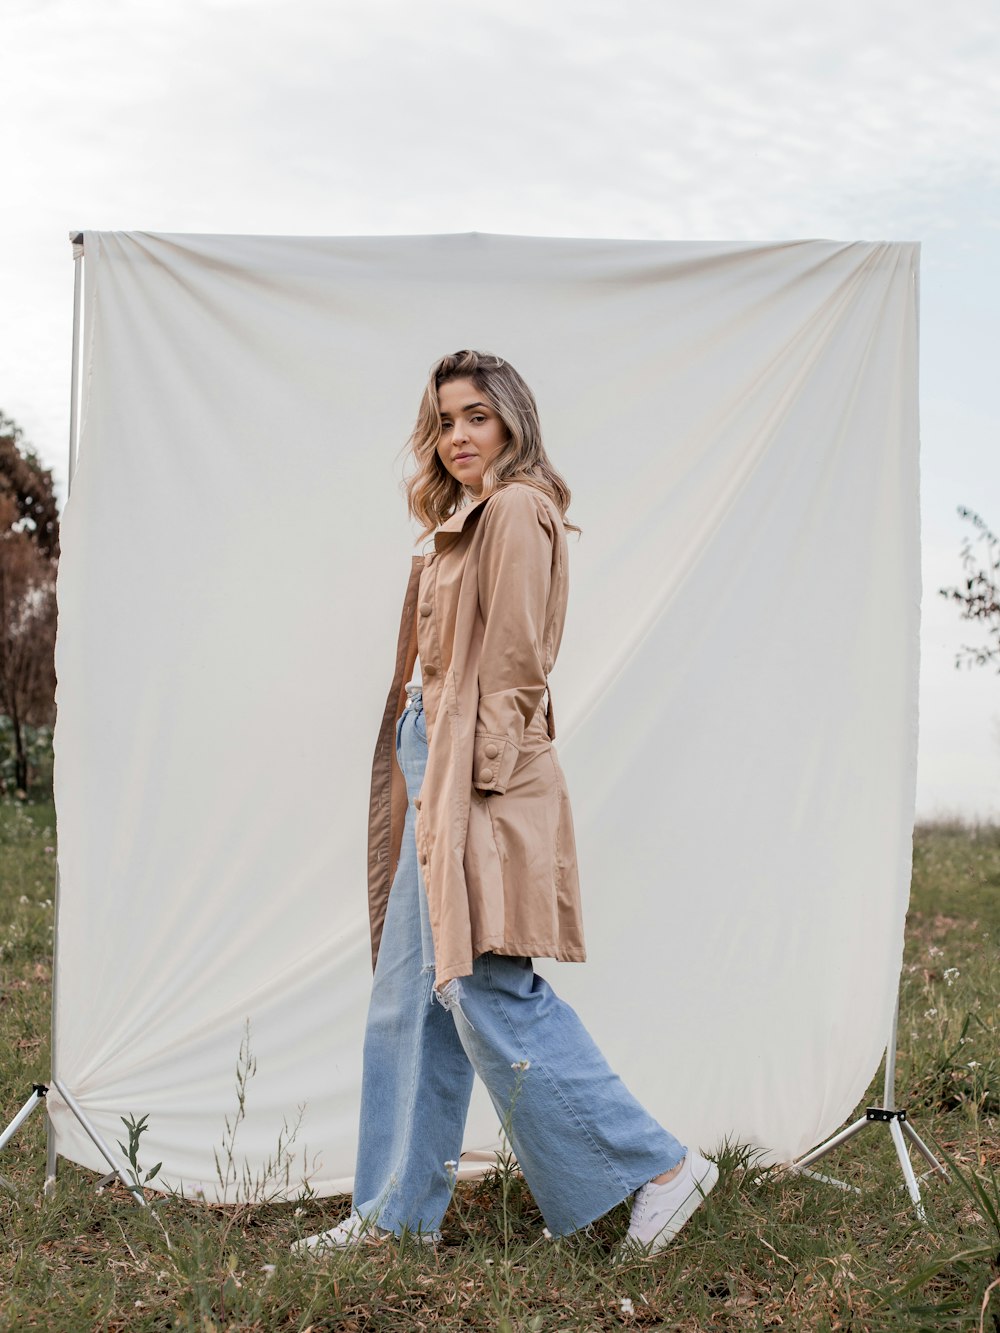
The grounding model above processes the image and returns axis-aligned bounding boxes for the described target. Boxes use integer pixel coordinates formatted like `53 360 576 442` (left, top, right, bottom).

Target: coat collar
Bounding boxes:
432 493 491 553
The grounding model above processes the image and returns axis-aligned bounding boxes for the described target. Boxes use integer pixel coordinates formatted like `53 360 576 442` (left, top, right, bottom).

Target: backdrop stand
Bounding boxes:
789 989 948 1221
42 232 85 1195
2 230 924 1209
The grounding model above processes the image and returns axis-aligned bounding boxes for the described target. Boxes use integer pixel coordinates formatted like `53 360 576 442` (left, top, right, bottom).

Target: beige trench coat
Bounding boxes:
367 482 586 988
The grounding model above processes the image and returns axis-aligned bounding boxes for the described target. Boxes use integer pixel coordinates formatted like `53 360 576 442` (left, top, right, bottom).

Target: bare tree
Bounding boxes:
939 507 1000 673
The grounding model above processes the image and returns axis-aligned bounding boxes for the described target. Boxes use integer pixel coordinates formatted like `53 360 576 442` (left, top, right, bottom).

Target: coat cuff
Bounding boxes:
473 732 518 795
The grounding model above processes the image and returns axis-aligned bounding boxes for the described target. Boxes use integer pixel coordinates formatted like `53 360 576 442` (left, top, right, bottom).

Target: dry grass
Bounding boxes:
1 802 998 1331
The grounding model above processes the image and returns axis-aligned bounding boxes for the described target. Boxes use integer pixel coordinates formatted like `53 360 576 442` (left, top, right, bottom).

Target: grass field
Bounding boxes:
1 799 998 1331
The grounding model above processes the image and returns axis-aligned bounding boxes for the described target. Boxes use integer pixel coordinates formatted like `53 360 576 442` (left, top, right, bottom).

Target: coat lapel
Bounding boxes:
433 495 490 553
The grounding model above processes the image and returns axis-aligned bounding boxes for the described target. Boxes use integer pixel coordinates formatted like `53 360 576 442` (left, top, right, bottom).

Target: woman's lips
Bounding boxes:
454 453 476 461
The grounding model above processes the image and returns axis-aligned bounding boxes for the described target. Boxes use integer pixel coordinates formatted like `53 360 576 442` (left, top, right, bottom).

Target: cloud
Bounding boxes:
6 0 999 239
2 0 998 466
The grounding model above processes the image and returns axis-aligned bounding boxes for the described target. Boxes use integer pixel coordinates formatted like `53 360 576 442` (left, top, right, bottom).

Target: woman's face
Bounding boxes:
436 378 508 496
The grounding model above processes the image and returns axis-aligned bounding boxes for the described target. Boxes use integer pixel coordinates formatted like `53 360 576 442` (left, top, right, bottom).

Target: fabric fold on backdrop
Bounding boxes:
49 232 920 1201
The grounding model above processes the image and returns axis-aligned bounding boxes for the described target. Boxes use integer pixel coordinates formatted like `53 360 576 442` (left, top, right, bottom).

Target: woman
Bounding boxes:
297 350 717 1256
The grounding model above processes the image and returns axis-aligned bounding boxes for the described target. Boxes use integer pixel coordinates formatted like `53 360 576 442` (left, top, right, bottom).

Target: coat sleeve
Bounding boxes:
473 487 555 795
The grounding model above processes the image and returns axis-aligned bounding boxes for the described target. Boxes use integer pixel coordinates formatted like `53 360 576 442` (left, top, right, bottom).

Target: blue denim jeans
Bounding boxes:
352 688 686 1238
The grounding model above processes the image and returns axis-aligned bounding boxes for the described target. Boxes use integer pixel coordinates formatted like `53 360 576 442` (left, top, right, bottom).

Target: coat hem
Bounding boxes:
433 942 588 989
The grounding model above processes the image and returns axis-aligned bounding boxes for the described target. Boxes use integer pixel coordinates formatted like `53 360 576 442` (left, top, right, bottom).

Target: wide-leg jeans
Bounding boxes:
352 689 686 1239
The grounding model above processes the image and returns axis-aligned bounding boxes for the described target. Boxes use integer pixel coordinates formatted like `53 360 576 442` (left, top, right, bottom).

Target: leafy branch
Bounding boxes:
939 507 1000 672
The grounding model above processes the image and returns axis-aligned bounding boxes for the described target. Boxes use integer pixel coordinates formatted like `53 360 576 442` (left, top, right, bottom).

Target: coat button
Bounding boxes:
484 743 499 759
420 602 432 616
424 664 437 676
480 768 494 783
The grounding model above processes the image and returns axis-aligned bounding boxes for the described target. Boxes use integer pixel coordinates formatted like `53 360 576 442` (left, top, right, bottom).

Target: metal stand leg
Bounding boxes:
39 237 85 1202
0 1086 49 1197
0 1086 47 1153
889 1115 925 1221
901 1118 948 1178
51 1079 147 1207
791 1115 869 1194
791 1114 870 1170
44 1105 59 1195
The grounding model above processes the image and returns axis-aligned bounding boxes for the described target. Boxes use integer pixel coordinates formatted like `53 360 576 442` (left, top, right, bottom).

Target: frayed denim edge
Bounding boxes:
434 976 477 1031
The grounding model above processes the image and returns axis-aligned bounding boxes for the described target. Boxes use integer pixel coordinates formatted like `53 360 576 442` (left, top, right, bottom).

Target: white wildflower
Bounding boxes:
620 1297 634 1314
261 1263 276 1277
511 1060 531 1072
944 967 960 986
293 1206 304 1217
542 1227 552 1240
924 1008 937 1018
967 1061 980 1069
928 945 944 958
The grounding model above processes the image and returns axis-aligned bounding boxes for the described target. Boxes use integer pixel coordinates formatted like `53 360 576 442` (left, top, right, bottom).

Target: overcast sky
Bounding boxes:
3 0 998 817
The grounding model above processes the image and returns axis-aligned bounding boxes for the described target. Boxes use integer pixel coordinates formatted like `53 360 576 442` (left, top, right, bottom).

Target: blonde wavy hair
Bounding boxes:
402 349 580 541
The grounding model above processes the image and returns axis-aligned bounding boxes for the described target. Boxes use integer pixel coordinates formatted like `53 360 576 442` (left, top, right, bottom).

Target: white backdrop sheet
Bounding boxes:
49 232 920 1201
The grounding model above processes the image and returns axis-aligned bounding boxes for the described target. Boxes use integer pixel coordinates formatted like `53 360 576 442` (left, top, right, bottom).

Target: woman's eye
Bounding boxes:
471 415 485 424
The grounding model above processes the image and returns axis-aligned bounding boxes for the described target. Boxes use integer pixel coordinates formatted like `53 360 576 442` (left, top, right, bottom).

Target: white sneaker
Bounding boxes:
291 1211 437 1254
291 1211 385 1253
621 1151 719 1256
